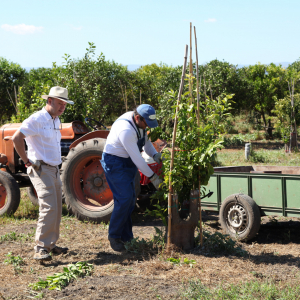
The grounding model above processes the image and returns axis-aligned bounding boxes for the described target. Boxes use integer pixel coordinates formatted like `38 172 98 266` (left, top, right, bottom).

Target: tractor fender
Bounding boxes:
69 130 109 150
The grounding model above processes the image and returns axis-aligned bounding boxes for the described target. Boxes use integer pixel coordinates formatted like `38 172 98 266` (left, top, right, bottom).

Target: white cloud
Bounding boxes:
204 18 217 23
1 24 43 35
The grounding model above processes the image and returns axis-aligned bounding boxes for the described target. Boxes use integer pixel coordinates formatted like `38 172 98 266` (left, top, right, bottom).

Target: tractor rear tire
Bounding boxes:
0 171 20 216
61 138 141 223
27 185 38 206
219 193 260 241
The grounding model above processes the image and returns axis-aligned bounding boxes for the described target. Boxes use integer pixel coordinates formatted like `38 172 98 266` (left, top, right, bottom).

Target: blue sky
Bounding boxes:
0 0 299 69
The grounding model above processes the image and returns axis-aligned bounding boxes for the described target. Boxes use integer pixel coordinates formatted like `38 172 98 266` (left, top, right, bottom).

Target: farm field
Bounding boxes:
1 171 300 299
216 147 300 167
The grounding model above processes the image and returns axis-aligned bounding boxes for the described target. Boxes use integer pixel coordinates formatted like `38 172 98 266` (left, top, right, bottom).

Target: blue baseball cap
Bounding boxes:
137 104 158 128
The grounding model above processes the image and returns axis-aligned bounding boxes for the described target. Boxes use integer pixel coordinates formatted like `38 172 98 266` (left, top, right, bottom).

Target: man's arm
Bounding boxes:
12 130 29 164
144 138 157 158
119 130 155 178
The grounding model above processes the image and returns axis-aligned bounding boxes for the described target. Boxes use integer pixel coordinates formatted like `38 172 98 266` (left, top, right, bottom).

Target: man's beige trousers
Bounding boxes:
28 164 62 252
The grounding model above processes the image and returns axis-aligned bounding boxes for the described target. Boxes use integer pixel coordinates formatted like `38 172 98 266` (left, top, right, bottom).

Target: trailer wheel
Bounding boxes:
26 185 38 206
0 171 20 216
61 138 141 223
219 193 260 241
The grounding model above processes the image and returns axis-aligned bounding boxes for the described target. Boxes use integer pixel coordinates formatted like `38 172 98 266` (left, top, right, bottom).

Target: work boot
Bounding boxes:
51 246 69 255
108 236 126 252
33 249 52 261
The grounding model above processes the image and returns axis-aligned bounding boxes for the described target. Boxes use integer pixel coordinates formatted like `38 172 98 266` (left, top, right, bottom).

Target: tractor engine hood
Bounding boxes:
0 121 89 173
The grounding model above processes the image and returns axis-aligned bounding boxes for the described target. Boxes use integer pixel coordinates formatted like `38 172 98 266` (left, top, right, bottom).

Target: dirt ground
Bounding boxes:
1 201 300 299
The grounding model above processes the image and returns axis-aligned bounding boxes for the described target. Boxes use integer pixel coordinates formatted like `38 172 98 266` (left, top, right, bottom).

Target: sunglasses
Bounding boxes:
139 115 148 127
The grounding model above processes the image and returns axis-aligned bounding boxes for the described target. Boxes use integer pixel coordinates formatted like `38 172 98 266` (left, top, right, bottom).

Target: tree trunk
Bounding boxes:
267 119 273 139
290 132 297 150
169 190 199 250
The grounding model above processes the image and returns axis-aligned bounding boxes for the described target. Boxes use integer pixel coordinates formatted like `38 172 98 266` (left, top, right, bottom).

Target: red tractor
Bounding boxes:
0 118 165 222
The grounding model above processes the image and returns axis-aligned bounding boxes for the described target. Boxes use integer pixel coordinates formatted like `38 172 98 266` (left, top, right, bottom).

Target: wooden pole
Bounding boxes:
194 26 202 246
167 45 189 248
189 22 193 103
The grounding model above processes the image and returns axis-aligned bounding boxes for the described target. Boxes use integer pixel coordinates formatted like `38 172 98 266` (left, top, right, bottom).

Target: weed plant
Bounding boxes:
179 279 300 299
167 257 196 267
29 261 93 291
197 231 247 257
125 227 165 254
4 252 25 273
0 229 35 243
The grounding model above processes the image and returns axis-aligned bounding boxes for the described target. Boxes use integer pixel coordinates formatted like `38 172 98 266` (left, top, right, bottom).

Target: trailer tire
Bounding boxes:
27 185 38 206
219 193 260 241
0 171 20 216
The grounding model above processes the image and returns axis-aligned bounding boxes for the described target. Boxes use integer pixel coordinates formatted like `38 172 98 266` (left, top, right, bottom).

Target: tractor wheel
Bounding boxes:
27 185 38 206
219 193 261 241
61 138 141 223
0 171 20 216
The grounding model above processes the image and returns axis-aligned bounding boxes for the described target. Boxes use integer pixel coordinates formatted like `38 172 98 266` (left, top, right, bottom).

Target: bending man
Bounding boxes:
101 104 162 252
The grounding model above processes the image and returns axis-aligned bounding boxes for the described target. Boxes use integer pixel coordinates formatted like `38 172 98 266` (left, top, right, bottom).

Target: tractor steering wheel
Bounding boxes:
85 117 107 131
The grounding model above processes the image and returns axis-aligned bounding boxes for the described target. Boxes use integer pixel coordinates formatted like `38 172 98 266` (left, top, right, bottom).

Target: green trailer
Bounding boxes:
204 166 300 241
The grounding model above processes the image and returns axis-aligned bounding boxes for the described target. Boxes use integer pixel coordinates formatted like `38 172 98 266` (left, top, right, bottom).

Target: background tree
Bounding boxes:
244 63 287 137
133 63 182 109
0 58 26 124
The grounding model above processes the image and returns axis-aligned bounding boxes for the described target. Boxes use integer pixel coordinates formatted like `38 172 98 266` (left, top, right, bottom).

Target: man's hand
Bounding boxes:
150 173 162 190
153 153 165 164
26 159 41 170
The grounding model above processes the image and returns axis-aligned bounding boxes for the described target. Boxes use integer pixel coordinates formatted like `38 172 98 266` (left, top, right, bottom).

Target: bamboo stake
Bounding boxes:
194 26 203 246
189 22 193 103
167 45 189 248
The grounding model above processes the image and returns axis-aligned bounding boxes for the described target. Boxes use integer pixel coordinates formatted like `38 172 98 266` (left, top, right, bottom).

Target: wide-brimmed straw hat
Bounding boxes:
42 86 74 105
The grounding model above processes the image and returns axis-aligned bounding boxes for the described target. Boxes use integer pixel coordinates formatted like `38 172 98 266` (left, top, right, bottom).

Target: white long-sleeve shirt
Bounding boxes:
104 112 157 177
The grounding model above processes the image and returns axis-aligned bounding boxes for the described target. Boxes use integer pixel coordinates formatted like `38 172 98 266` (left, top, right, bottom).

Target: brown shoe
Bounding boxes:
34 249 52 261
108 236 125 252
51 246 68 255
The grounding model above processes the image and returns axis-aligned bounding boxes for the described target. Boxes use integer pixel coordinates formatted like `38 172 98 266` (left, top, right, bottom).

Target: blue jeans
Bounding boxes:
101 152 137 242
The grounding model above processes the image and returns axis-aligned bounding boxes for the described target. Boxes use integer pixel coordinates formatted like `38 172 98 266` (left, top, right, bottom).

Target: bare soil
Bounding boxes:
1 200 300 299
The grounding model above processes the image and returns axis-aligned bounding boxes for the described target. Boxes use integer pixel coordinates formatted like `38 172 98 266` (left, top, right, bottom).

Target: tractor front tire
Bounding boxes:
61 138 113 223
61 138 141 224
0 171 20 216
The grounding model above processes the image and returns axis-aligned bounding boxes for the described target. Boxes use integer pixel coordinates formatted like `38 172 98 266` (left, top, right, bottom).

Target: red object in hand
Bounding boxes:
140 162 163 185
25 160 32 168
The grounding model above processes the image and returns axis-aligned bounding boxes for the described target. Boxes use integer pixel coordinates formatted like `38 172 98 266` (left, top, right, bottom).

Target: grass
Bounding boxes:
0 189 72 226
216 148 300 167
179 279 300 300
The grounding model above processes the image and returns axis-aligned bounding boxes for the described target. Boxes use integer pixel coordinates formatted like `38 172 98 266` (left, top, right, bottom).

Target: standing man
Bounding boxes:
101 104 163 252
12 86 73 261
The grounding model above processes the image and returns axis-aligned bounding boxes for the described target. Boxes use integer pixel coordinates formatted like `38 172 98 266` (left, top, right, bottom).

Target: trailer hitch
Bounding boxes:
200 191 214 200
